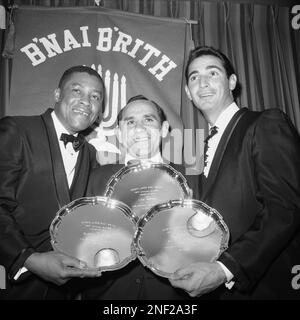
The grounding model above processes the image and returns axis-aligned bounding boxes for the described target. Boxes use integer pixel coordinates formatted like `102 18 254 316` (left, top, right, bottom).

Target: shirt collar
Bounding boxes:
124 153 163 165
209 102 239 134
51 110 78 139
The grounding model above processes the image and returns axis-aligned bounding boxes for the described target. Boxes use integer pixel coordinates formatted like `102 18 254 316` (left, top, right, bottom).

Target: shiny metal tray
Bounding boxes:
133 199 229 278
104 161 192 218
50 196 137 271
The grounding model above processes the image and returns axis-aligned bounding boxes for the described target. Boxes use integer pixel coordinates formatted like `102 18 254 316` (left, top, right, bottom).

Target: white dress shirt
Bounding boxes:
203 102 239 177
51 111 79 188
125 152 163 165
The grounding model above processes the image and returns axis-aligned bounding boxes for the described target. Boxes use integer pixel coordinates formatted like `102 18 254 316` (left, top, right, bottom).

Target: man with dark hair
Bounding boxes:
88 95 179 195
184 46 238 100
82 95 201 300
0 65 104 300
58 65 105 91
169 45 300 299
117 94 167 124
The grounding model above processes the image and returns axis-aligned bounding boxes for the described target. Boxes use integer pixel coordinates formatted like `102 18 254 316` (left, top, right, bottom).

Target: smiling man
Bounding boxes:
87 95 173 197
83 95 201 300
0 65 104 300
185 53 237 125
168 46 300 300
117 95 169 162
54 68 103 134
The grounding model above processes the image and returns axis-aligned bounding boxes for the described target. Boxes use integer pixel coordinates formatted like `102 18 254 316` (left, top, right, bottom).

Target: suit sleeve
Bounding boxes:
219 109 300 292
0 117 35 279
171 163 201 200
87 165 117 197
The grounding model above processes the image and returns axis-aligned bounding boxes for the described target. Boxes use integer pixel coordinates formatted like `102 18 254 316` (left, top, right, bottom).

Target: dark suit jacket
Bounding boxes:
0 109 98 300
201 108 300 299
81 162 205 300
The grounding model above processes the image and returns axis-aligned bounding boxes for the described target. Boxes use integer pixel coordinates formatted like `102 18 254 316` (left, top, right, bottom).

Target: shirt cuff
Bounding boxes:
216 261 235 289
13 267 28 280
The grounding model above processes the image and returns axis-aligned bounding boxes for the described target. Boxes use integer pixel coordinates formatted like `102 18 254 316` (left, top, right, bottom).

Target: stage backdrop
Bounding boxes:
8 6 195 165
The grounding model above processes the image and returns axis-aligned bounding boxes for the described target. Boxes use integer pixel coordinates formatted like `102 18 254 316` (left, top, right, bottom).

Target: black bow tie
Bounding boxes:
60 133 84 151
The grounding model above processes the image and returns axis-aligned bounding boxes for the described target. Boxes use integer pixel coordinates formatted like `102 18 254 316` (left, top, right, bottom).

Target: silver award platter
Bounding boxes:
104 161 192 218
50 196 138 271
133 199 229 278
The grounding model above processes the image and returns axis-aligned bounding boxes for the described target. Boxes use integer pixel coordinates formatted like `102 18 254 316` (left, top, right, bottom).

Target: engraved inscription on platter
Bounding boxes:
50 197 137 271
133 199 229 278
50 165 229 278
105 162 192 218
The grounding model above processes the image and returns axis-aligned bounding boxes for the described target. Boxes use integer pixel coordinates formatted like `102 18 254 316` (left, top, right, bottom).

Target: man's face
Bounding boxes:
185 55 236 117
54 72 104 134
118 100 169 159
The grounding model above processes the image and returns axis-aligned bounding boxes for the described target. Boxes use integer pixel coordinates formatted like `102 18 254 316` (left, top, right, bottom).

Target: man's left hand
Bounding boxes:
169 262 226 297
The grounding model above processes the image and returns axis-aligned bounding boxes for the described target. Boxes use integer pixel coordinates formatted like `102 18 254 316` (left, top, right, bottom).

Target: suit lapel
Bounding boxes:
201 108 247 202
70 140 91 200
41 109 71 207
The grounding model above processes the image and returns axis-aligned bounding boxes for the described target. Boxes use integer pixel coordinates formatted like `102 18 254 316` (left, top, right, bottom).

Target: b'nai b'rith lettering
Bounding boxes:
20 26 177 82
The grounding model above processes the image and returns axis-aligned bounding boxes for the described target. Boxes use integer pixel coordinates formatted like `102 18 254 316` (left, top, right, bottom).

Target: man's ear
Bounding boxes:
161 121 170 138
54 88 61 102
185 84 192 101
229 74 237 91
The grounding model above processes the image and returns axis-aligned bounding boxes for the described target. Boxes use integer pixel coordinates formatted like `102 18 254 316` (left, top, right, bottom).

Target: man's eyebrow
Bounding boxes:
188 65 223 78
91 90 103 94
188 70 198 79
206 65 223 72
122 116 135 121
71 82 83 87
144 113 159 119
71 83 102 93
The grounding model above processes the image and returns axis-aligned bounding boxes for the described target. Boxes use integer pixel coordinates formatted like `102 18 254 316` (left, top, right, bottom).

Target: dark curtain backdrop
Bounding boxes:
1 0 300 135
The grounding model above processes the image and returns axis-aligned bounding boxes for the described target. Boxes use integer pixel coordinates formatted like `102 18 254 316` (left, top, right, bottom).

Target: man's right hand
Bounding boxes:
24 251 101 285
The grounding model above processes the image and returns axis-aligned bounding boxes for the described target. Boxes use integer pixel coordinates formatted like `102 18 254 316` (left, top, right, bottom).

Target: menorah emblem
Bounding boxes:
91 64 127 136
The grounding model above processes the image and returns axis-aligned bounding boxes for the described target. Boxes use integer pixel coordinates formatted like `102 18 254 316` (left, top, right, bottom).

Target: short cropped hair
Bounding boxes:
185 46 236 82
185 46 240 99
58 65 105 91
58 65 105 113
117 95 167 125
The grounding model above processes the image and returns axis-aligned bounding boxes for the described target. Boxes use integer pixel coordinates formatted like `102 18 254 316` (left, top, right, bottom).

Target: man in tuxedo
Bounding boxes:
82 95 201 300
169 46 300 299
0 65 104 300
